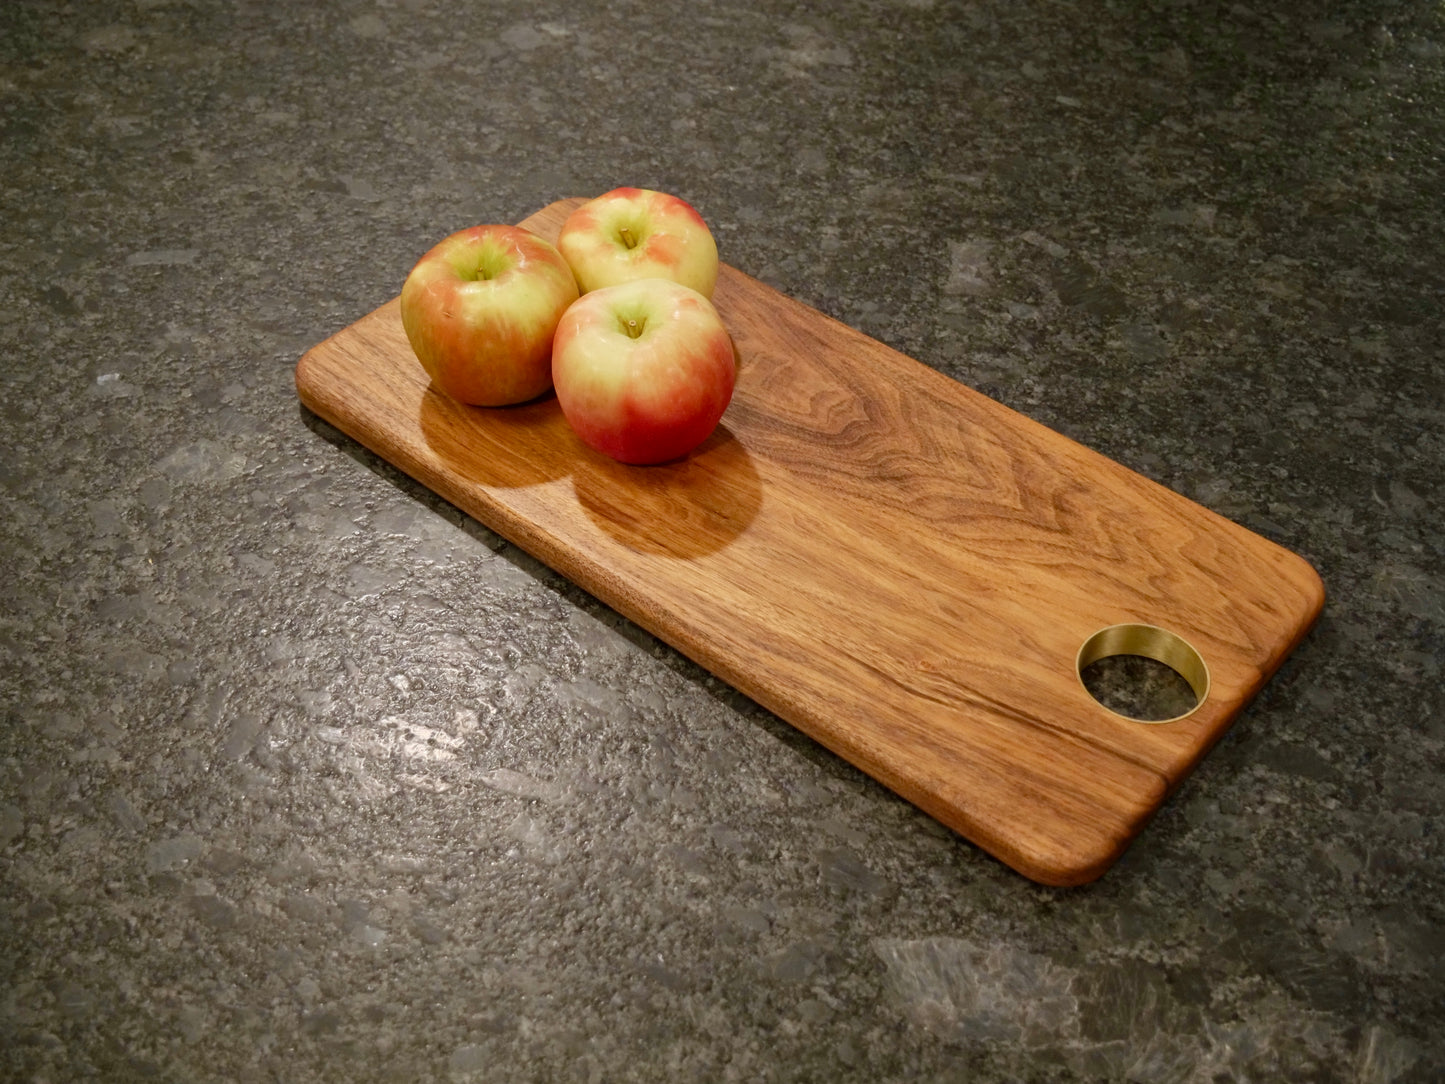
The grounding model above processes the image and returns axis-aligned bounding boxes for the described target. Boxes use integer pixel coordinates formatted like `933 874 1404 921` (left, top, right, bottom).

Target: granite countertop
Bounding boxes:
2 0 1441 1080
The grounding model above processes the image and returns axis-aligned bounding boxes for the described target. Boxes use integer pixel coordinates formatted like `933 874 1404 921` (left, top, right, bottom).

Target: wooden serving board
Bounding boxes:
296 198 1324 886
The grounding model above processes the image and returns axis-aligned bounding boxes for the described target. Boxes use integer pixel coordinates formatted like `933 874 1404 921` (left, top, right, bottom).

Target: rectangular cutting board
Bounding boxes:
296 198 1324 886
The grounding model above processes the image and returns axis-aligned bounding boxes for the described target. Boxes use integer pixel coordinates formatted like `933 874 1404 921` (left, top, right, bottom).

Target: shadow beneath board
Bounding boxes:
296 400 505 549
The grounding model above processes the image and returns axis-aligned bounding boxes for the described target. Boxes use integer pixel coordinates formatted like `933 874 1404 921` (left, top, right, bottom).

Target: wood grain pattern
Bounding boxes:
296 198 1325 886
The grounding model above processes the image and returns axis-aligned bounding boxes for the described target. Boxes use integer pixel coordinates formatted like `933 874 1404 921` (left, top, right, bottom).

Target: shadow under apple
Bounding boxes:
416 383 571 489
571 424 763 559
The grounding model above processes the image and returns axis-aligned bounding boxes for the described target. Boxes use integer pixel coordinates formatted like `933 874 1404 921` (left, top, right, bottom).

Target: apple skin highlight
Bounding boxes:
400 225 579 407
552 278 736 465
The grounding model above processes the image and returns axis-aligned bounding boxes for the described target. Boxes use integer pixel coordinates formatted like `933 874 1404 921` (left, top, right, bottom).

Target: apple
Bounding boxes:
551 278 737 465
556 187 720 299
400 224 579 406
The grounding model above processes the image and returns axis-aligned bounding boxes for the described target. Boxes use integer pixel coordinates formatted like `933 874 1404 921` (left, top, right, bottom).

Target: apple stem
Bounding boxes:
618 225 637 250
625 318 642 339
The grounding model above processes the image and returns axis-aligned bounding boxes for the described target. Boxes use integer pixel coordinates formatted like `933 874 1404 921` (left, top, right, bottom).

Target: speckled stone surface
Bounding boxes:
2 0 1442 1080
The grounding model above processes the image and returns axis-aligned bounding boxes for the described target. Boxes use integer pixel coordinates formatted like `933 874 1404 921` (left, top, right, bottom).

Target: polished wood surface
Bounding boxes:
296 199 1324 885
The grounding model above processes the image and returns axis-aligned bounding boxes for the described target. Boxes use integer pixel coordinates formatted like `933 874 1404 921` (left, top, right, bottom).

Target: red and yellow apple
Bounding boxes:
557 188 720 299
400 224 579 406
551 278 736 465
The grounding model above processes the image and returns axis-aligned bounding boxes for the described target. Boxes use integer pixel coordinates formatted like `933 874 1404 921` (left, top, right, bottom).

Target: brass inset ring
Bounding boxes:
1075 624 1210 724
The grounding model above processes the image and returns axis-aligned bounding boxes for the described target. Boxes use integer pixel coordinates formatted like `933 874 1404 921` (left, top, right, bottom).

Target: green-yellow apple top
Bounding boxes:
557 188 720 300
399 224 579 407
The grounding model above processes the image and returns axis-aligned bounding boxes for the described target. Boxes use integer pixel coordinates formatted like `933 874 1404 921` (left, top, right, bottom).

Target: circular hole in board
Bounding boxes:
1076 624 1210 723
